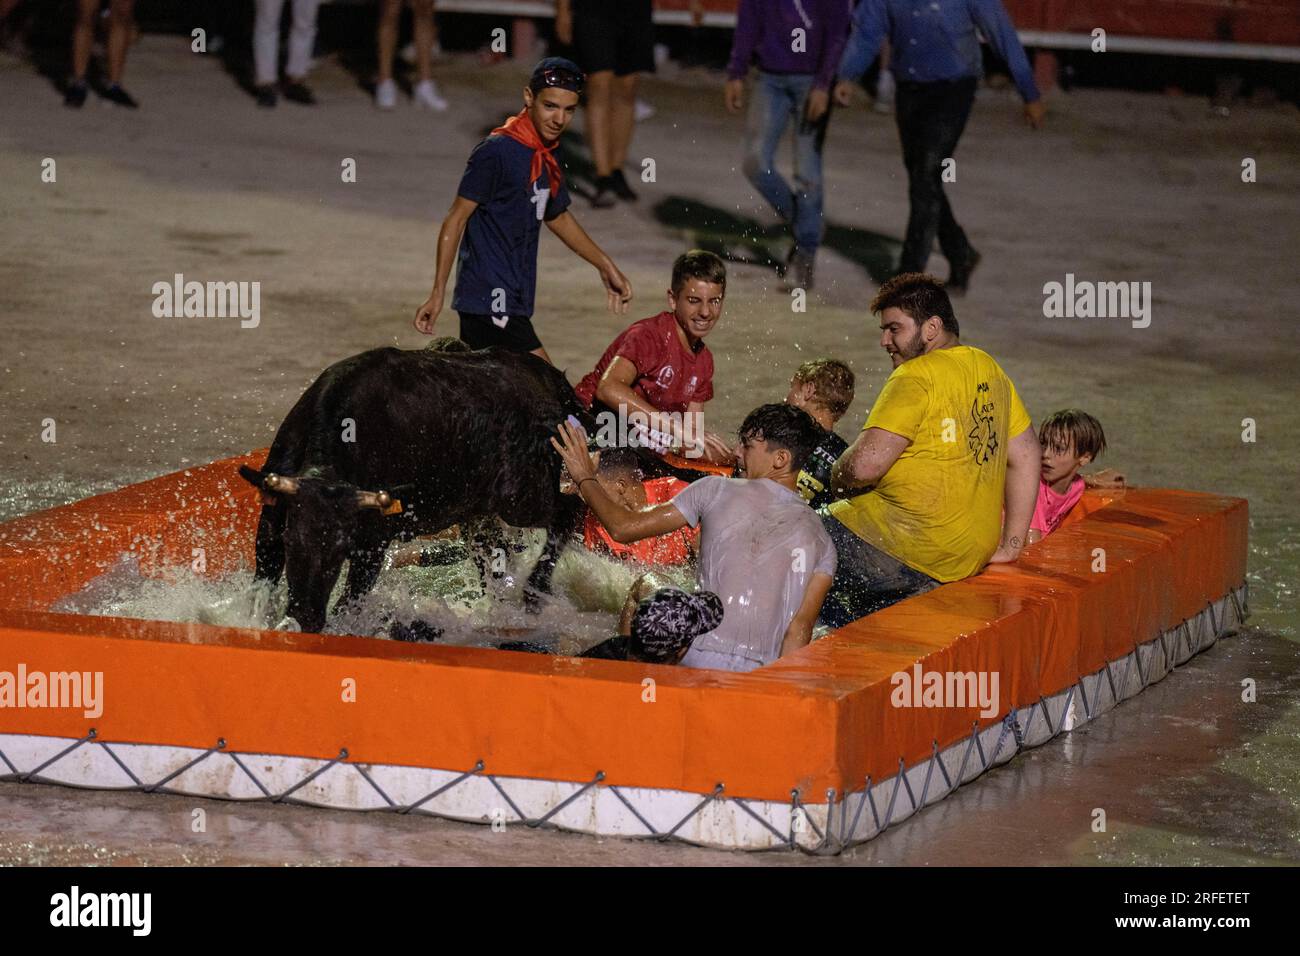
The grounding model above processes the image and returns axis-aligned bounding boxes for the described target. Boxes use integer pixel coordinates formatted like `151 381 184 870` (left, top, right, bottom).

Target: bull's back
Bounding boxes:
267 348 578 522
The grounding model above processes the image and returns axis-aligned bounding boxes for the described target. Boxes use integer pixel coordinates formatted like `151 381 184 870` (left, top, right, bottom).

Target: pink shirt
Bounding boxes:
1031 476 1085 537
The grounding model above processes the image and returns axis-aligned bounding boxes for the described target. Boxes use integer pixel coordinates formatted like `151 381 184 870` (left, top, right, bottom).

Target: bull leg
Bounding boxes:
338 543 386 612
253 502 287 583
468 518 509 593
523 499 582 613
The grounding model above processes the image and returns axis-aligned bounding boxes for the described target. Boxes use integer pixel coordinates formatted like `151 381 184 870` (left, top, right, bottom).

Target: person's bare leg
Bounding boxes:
105 0 135 86
70 0 97 82
376 0 399 82
585 70 614 178
411 0 434 82
609 72 638 172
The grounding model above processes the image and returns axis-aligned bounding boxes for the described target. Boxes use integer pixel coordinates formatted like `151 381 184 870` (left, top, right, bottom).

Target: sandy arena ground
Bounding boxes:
1 35 1298 865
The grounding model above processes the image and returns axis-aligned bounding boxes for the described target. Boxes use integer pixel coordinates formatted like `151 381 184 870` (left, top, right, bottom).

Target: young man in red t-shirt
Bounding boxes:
574 250 733 463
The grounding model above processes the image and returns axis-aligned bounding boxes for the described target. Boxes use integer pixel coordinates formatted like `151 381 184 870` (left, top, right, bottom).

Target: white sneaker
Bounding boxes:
413 78 448 111
375 78 397 110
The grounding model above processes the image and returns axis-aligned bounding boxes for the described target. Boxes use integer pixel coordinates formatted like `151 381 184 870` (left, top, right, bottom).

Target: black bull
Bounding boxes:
238 346 595 632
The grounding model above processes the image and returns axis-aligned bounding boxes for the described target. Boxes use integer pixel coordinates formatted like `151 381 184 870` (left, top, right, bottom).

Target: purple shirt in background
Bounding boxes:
726 0 854 91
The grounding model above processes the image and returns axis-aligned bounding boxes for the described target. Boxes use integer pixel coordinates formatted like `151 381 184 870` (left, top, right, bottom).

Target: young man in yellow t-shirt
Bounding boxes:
818 273 1041 628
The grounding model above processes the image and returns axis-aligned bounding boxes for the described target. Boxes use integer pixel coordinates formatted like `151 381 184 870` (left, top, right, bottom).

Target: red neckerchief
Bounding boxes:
491 109 563 197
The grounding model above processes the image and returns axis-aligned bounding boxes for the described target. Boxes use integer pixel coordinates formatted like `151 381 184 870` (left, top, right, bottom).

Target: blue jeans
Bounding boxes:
743 71 827 255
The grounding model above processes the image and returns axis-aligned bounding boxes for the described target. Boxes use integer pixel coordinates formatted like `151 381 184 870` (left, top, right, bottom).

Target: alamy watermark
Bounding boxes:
890 664 1000 718
151 273 260 329
1042 273 1151 329
591 403 707 459
50 886 150 936
0 665 103 718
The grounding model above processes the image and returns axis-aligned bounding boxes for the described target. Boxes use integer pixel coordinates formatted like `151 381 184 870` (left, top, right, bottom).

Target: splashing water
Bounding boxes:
52 530 695 657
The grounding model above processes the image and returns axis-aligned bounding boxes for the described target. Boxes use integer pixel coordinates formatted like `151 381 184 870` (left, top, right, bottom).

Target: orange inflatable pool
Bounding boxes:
0 452 1248 851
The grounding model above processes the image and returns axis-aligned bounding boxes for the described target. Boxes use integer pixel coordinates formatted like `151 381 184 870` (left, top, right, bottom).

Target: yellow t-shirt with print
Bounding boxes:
827 345 1031 583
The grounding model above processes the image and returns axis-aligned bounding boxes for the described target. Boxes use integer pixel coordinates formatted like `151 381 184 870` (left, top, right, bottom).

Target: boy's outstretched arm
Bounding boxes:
989 426 1041 564
414 196 478 333
551 422 689 543
545 211 633 314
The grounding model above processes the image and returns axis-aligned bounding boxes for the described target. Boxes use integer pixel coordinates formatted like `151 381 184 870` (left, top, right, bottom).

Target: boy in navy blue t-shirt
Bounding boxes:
414 57 633 362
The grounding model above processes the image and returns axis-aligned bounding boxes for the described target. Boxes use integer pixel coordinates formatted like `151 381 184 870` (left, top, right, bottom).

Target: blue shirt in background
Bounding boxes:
451 135 571 318
839 0 1040 102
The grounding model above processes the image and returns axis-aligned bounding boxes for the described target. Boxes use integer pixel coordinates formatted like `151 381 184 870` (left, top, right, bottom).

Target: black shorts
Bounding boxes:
457 311 543 352
572 0 654 77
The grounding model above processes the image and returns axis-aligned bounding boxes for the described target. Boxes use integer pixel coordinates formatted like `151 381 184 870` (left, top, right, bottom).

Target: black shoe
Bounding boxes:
780 248 815 291
590 176 617 209
947 248 982 295
254 84 277 108
64 81 87 108
102 84 139 109
281 79 316 105
610 169 638 201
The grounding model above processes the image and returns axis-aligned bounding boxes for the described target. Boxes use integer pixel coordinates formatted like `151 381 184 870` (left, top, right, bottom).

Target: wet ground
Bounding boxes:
1 37 1297 864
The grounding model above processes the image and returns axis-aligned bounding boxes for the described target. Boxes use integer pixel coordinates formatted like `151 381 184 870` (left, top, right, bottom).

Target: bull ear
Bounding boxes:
238 465 266 487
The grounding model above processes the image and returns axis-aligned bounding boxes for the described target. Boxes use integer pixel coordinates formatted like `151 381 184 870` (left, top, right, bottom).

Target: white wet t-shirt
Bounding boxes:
669 476 836 672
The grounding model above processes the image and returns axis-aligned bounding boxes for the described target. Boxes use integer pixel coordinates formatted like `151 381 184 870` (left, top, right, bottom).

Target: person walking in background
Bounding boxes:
374 0 448 111
66 0 138 108
725 0 852 292
554 0 655 208
834 0 1046 292
253 0 321 107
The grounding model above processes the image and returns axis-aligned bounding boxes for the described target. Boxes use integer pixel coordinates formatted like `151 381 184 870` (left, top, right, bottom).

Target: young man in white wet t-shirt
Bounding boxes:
552 403 836 671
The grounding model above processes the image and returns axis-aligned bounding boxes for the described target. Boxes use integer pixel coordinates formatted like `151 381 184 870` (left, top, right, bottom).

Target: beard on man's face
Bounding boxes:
894 326 926 363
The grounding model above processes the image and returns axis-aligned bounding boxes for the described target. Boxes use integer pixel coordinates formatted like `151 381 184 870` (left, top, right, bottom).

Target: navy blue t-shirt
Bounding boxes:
451 135 571 318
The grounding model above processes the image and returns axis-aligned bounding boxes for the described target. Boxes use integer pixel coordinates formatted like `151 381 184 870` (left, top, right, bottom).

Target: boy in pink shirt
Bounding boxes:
1029 409 1122 542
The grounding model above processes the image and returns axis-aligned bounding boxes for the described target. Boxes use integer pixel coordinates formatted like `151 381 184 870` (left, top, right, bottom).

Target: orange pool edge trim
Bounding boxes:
0 453 1249 838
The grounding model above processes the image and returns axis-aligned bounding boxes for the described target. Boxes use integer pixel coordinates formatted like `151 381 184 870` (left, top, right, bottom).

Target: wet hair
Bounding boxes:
792 358 855 420
670 249 727 296
870 272 959 336
738 403 824 474
629 589 724 663
596 447 644 481
1039 409 1107 461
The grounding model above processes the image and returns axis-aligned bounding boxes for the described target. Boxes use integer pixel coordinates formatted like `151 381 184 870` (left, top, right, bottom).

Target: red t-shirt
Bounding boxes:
583 476 698 566
574 311 714 414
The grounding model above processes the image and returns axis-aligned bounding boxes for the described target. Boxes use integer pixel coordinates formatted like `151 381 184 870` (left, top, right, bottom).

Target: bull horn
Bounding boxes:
264 473 300 494
356 489 392 510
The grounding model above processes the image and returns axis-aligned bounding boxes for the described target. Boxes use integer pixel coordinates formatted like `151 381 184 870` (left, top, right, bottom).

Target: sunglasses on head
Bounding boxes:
533 68 585 95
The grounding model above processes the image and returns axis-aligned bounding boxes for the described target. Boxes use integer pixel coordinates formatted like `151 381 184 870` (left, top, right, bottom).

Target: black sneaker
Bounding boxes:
64 81 87 108
102 84 139 109
610 169 638 202
281 79 316 105
254 84 277 108
590 176 617 209
780 248 815 292
947 248 982 295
